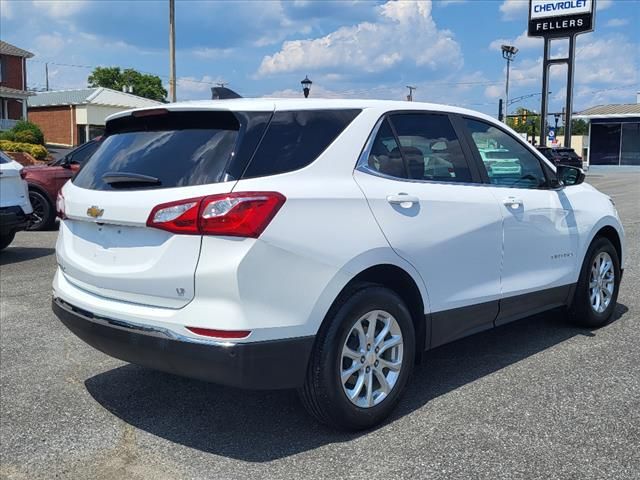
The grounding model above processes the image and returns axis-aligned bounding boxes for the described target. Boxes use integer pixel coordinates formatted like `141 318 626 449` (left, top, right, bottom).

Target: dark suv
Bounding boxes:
536 146 583 169
23 139 101 230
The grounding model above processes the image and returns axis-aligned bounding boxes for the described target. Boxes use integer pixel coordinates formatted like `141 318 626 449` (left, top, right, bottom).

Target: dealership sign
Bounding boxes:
528 0 595 37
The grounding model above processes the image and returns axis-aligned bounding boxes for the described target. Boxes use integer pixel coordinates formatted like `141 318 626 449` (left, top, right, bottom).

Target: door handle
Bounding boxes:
387 194 419 207
503 197 523 209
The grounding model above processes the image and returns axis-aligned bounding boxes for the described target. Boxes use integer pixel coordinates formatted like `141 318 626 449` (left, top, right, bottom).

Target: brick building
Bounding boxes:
28 87 162 146
0 41 34 131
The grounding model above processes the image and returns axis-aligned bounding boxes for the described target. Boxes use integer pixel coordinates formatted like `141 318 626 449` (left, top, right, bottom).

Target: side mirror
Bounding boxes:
557 164 585 186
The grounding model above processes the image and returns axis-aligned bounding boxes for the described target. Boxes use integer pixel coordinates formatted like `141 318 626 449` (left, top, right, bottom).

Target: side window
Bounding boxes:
242 109 361 179
465 118 548 189
366 118 406 179
70 141 100 165
389 113 474 183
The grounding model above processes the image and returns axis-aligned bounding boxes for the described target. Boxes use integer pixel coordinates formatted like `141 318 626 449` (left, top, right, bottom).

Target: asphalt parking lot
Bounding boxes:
1 171 639 480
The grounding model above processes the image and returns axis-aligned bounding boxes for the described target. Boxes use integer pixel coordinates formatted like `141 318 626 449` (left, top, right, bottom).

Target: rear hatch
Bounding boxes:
57 109 271 308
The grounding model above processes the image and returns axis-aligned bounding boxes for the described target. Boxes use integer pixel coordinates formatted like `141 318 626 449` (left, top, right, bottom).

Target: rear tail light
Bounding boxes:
186 327 251 339
147 192 285 237
56 192 67 219
19 169 26 180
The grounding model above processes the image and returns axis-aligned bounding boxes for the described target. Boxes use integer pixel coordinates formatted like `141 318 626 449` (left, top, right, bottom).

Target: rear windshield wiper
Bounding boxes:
102 172 161 186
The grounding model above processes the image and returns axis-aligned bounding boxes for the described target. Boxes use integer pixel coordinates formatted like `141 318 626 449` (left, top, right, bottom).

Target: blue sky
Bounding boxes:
1 0 638 117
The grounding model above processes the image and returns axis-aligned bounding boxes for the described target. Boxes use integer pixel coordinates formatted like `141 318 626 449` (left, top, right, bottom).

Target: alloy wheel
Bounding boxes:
589 251 615 314
28 192 46 230
340 310 404 408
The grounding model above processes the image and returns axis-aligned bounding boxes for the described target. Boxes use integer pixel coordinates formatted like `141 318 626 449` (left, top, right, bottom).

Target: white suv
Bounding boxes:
52 99 624 430
0 151 33 250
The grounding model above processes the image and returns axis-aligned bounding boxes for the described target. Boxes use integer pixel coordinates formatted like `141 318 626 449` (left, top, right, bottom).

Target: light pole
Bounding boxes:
501 44 518 122
406 85 416 102
169 0 176 102
301 75 312 98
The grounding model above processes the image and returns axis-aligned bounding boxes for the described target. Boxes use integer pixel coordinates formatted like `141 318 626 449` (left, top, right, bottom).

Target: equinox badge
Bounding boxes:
87 206 104 218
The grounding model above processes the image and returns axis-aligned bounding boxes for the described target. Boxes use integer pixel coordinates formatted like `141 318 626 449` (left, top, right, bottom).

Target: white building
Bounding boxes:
28 87 162 146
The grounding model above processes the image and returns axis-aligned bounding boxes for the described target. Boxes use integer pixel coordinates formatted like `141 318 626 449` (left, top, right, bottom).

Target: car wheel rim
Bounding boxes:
589 252 615 314
29 193 45 227
340 310 403 408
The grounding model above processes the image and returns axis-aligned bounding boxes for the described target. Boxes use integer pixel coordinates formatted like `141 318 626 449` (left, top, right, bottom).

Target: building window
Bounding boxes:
590 123 621 165
621 123 640 166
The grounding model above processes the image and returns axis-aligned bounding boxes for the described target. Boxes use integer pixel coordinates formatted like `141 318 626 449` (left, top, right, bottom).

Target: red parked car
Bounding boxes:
23 138 101 230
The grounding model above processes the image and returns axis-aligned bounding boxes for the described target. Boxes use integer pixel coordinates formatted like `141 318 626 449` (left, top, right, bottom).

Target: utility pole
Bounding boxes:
168 0 177 102
501 45 518 122
45 62 49 91
406 85 416 102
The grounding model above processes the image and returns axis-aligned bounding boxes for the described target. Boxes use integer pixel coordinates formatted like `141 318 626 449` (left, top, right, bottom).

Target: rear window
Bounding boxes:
241 109 361 179
0 152 11 164
73 111 241 191
73 109 360 190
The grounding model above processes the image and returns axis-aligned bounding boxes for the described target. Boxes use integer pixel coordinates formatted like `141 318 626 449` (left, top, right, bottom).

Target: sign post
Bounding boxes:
528 0 595 147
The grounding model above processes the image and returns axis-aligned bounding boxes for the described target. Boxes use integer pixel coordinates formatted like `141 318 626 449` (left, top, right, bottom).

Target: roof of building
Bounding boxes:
0 40 34 58
575 103 640 119
0 85 34 98
28 87 163 108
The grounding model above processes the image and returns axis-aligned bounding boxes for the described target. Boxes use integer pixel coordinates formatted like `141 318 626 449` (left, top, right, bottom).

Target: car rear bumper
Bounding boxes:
52 296 315 389
0 206 30 236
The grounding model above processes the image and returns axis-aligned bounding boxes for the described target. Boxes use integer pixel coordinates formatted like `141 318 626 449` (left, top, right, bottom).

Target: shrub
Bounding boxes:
14 130 39 144
11 120 45 145
0 140 48 160
0 131 16 142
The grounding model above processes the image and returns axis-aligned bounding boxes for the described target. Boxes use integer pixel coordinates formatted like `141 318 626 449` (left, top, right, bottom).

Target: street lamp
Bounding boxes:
501 44 519 121
301 75 312 98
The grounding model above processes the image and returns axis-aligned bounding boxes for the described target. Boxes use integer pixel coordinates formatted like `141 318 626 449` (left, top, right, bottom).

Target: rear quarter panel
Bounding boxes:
219 107 430 339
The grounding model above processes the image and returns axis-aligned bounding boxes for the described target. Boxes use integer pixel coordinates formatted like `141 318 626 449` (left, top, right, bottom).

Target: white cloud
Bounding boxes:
605 18 629 27
190 48 234 60
32 33 67 57
499 0 528 21
573 36 638 85
33 0 87 18
505 34 638 108
257 0 462 76
485 85 503 99
489 30 543 52
597 0 613 10
177 75 225 96
0 0 13 20
264 84 350 99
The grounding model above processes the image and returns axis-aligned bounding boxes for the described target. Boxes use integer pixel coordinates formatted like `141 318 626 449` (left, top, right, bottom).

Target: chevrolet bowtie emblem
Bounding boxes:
87 206 104 218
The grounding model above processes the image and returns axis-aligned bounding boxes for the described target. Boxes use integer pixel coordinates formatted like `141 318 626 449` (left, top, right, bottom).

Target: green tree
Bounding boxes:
506 107 540 138
571 119 588 135
557 119 588 136
88 67 167 102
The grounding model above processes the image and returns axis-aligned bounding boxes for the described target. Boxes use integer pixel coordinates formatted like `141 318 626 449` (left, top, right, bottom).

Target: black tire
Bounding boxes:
0 232 16 251
569 237 621 328
28 190 55 231
300 284 415 431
